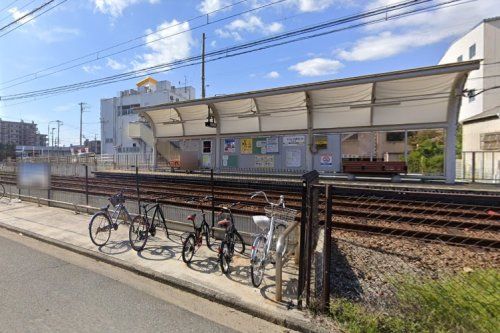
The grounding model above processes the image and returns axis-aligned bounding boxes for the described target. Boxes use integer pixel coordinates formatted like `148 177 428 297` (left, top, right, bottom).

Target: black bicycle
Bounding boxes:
182 196 215 263
217 203 246 274
128 198 170 252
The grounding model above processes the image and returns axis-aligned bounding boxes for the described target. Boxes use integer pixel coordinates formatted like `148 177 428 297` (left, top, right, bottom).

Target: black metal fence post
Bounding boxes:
211 169 215 228
297 170 319 309
85 164 89 206
321 184 333 312
135 165 140 214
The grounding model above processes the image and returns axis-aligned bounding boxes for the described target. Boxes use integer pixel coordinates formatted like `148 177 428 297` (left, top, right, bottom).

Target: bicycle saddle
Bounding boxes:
187 214 196 221
217 219 230 228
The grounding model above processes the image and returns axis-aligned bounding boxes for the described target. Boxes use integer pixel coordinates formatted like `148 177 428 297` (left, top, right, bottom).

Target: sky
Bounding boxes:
0 0 498 145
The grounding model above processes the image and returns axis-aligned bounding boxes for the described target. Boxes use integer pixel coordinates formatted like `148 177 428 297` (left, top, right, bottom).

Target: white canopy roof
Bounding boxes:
137 61 480 139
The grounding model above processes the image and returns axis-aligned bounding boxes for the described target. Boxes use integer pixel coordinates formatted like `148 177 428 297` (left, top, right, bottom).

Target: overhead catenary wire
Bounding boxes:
0 0 69 38
0 0 38 24
0 0 437 89
0 0 283 87
0 0 55 32
0 0 470 102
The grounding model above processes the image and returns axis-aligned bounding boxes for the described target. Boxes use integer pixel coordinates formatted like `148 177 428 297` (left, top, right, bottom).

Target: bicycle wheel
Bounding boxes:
250 236 266 288
89 212 112 247
233 230 245 254
203 223 214 250
182 234 196 264
129 215 149 252
273 224 288 256
0 183 5 200
219 241 231 275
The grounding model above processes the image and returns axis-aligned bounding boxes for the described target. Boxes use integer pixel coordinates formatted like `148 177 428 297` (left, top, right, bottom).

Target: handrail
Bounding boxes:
275 220 299 302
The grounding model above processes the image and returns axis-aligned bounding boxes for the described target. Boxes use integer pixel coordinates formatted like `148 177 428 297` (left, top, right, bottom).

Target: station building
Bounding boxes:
135 61 480 183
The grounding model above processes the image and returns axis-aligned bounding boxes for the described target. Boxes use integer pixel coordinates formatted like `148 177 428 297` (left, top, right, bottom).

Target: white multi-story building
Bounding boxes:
439 17 500 152
100 77 195 155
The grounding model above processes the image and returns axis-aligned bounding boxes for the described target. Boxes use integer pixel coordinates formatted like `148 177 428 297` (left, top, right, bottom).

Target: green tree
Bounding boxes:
407 130 445 175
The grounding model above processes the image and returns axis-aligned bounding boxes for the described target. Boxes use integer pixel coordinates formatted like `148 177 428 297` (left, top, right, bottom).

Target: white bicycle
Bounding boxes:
249 191 297 288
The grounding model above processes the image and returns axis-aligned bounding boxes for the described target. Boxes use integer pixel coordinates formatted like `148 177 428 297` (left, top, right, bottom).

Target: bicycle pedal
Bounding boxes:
113 223 118 231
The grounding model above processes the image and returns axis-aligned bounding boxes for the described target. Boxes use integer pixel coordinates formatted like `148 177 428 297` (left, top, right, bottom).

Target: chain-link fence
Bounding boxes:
319 185 500 333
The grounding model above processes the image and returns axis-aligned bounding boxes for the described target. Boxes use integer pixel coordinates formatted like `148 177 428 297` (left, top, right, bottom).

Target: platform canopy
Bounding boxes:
136 60 480 139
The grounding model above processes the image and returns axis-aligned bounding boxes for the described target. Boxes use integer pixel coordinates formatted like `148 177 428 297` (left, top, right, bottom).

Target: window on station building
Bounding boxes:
386 132 405 142
469 44 476 59
118 104 141 116
457 55 463 62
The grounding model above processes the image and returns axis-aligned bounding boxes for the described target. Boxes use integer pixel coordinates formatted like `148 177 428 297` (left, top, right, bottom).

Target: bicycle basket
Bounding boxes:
264 206 297 226
108 193 125 207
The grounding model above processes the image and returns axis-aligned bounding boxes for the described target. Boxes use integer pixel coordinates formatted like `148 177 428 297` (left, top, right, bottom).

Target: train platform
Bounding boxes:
0 199 323 332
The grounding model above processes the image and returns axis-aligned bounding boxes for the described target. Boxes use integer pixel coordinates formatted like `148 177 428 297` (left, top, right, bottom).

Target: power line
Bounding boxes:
0 0 69 38
0 0 22 14
0 0 468 102
0 0 38 24
0 0 55 32
0 0 280 87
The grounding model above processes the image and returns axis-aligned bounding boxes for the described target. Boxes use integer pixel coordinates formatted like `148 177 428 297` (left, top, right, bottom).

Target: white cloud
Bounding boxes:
264 71 280 79
93 0 160 17
82 64 102 73
106 58 126 70
131 19 194 70
289 58 343 77
197 0 231 15
216 15 283 40
338 0 498 62
210 40 217 47
35 27 80 43
289 0 336 12
8 7 34 24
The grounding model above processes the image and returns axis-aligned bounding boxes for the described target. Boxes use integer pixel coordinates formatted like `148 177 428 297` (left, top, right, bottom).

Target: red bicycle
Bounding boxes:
182 196 215 264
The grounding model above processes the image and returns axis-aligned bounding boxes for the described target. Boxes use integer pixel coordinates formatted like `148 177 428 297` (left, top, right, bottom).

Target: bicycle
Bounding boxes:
128 198 170 252
88 191 132 247
217 202 246 274
249 191 297 288
181 195 216 264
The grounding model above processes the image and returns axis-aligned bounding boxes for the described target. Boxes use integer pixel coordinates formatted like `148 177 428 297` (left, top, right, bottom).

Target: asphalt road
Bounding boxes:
0 232 290 333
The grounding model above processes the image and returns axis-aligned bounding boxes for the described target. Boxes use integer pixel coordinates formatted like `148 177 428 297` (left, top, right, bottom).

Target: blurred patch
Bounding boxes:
17 163 51 190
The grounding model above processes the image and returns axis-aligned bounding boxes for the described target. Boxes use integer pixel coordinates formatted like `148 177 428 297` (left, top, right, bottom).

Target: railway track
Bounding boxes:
1 171 498 249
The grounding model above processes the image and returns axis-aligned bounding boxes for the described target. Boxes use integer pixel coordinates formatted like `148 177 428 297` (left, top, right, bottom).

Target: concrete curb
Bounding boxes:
0 221 327 333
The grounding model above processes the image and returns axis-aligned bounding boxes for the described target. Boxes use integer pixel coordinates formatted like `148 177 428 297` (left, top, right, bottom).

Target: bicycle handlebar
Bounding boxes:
249 191 285 208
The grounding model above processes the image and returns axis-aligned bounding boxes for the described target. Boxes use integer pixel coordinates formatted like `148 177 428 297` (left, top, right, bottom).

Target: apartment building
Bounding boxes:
100 77 195 155
0 119 43 146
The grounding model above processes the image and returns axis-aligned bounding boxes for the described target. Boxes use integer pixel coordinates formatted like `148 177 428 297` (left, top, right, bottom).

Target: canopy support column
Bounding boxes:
445 74 468 184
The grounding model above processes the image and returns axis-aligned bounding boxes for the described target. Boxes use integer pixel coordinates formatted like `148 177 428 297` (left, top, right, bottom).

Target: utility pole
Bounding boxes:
78 102 89 146
51 128 55 147
55 120 63 147
201 32 206 99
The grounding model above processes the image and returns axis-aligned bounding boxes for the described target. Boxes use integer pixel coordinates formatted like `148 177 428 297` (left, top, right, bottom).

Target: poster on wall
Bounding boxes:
255 155 274 168
202 140 212 154
285 149 302 168
253 137 268 154
283 135 305 146
266 137 279 154
320 153 333 166
202 154 211 168
224 139 236 153
222 155 238 167
240 138 253 154
315 135 328 150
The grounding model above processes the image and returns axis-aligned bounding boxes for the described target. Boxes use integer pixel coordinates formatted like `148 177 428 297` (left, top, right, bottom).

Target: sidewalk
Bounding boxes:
0 199 325 333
